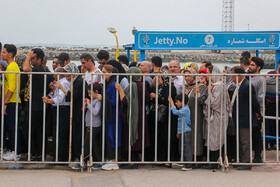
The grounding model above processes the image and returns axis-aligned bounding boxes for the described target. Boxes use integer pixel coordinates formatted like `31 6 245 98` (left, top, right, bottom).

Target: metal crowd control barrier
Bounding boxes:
0 71 279 173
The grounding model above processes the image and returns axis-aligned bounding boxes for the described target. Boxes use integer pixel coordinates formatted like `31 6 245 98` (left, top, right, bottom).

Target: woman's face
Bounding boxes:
102 68 111 81
199 73 207 83
184 72 193 84
223 67 227 74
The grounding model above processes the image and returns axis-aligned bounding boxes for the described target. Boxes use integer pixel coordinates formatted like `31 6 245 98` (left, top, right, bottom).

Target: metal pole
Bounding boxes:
42 74 47 161
180 75 184 162
223 75 228 159
1 74 5 161
68 75 73 162
28 74 32 161
55 74 60 162
207 76 211 162
249 76 253 163
168 76 171 162
262 76 266 162
236 75 240 163
142 75 146 162
115 75 119 162
155 76 159 162
89 75 93 166
14 73 19 160
219 76 223 160
81 75 86 167
128 75 132 162
194 75 198 162
102 75 106 162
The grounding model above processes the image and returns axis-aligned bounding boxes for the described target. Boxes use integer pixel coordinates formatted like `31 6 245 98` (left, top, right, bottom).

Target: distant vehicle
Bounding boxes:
58 47 71 51
72 47 85 51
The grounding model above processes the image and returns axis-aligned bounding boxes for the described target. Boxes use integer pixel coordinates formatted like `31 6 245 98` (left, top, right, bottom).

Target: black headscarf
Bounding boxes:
106 60 127 82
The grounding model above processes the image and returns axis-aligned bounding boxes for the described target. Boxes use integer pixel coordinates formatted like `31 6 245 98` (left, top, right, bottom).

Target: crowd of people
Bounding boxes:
0 42 279 171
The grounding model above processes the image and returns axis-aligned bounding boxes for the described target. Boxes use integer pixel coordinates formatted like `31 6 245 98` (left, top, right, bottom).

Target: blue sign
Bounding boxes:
134 31 280 50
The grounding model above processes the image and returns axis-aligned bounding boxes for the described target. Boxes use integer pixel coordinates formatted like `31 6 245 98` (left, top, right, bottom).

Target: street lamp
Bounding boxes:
107 27 119 60
132 27 137 62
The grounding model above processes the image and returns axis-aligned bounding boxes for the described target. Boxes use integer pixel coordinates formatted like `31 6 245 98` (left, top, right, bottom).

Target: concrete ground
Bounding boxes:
0 150 280 187
0 165 280 187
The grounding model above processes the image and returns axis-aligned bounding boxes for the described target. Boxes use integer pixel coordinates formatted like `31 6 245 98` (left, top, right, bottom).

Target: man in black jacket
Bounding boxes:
22 48 46 160
231 66 261 170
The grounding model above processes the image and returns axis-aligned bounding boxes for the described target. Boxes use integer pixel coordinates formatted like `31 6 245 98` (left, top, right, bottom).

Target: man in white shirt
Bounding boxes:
169 60 183 94
42 69 71 161
80 53 103 84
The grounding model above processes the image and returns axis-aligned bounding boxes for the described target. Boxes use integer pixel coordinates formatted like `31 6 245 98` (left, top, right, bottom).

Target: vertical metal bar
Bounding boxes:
249 76 253 163
55 74 60 162
194 75 198 162
128 75 132 162
102 75 106 162
89 74 93 164
276 75 279 162
256 50 260 57
28 74 32 161
155 76 159 162
207 75 211 162
1 73 5 161
140 50 145 61
68 75 73 162
142 75 146 162
219 76 223 160
115 75 119 162
262 76 266 162
42 74 47 161
81 74 86 162
180 75 184 162
236 75 240 163
224 75 227 158
14 72 19 160
167 76 171 162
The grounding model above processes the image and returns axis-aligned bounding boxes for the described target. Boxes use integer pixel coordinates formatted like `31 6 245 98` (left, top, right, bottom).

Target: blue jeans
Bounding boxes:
178 131 192 162
4 103 20 154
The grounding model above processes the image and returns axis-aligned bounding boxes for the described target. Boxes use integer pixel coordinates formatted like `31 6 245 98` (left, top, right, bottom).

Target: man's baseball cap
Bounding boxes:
57 52 70 65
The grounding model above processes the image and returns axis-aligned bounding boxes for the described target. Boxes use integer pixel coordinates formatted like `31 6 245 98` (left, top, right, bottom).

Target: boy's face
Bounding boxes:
175 100 182 109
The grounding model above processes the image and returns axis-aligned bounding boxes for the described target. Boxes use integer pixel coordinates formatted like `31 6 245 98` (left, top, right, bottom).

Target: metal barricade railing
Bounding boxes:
0 71 279 172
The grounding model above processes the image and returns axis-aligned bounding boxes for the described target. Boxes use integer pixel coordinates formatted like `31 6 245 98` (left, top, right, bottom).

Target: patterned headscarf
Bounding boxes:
184 67 197 89
184 62 200 73
63 62 80 73
15 53 26 69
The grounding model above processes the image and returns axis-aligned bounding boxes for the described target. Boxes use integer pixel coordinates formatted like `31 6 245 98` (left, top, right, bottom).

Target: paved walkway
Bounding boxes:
0 150 279 186
0 166 280 187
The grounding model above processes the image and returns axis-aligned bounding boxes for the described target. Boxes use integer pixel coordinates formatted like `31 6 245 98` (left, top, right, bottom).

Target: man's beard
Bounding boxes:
249 68 257 74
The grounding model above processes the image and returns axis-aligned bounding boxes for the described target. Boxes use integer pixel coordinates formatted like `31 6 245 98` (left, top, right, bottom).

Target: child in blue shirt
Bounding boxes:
168 94 193 171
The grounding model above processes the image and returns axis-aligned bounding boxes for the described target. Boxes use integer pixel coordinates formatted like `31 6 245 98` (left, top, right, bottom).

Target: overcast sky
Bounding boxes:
0 0 279 47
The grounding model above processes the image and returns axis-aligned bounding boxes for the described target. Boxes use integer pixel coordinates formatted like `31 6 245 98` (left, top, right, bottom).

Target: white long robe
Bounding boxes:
203 81 230 151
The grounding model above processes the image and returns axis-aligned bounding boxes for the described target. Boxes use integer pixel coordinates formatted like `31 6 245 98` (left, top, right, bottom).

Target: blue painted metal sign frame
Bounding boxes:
133 31 280 68
135 31 280 50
